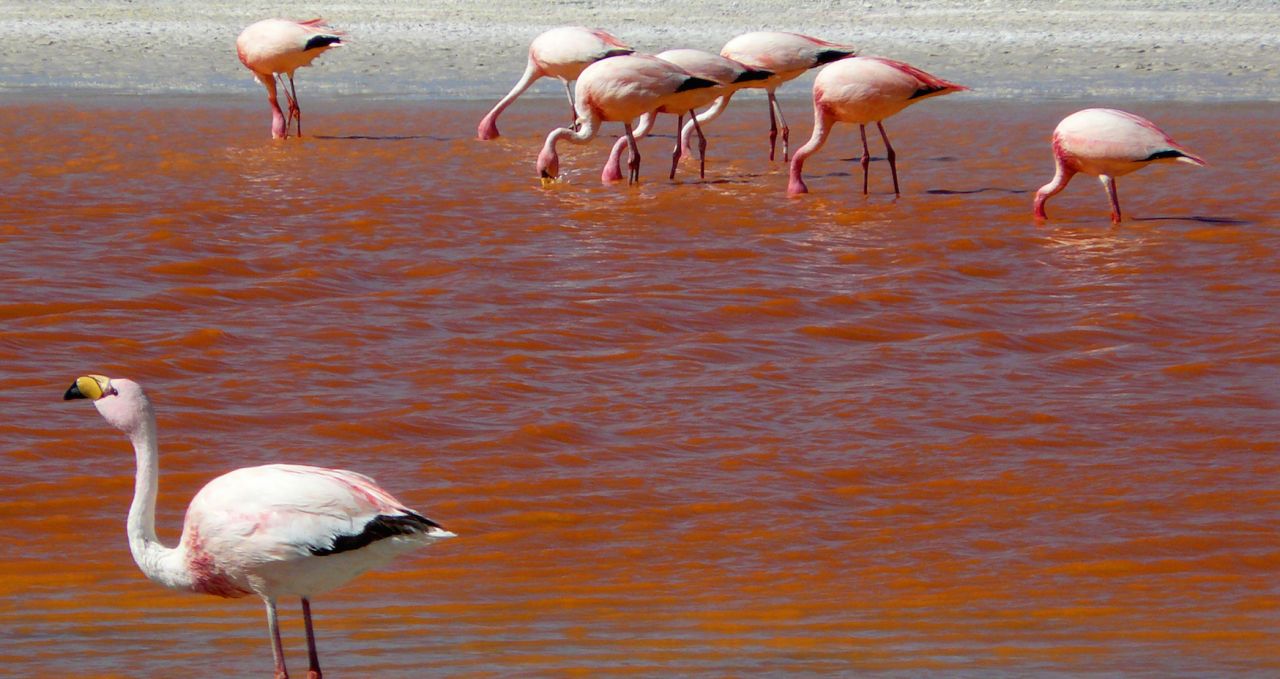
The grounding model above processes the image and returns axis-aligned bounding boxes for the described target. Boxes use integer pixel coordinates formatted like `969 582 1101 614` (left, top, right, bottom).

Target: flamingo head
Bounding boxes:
536 146 560 186
65 375 151 435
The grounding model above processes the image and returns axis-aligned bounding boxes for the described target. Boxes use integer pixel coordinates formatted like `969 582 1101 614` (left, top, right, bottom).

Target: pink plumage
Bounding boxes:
64 375 453 679
236 18 343 139
535 54 718 185
718 31 858 161
1034 108 1207 223
478 26 634 140
788 56 966 196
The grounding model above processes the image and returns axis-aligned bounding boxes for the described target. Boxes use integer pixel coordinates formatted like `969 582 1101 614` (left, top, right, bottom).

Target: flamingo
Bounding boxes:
536 55 717 185
788 56 966 196
236 18 343 139
63 374 454 679
717 31 857 161
1034 108 1207 223
477 26 634 140
600 49 772 182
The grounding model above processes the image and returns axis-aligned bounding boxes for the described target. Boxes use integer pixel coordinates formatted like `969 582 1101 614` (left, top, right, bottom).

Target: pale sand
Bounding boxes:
0 1 1275 100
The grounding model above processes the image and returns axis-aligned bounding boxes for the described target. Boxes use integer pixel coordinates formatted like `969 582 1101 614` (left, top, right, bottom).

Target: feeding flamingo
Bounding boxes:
788 56 966 196
717 31 857 161
63 374 454 679
1034 108 1207 223
236 18 343 139
536 55 717 185
600 49 772 182
478 26 634 140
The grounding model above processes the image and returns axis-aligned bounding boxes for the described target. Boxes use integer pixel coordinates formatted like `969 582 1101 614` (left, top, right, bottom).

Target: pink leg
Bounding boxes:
624 123 641 184
859 124 871 195
264 597 289 679
276 74 297 139
1101 175 1122 223
563 80 578 131
766 93 779 161
877 121 899 195
692 113 707 179
288 74 303 137
303 597 322 679
669 113 683 180
771 95 791 162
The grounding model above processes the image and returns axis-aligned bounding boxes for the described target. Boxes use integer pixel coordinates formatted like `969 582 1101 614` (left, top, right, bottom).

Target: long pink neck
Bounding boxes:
788 108 833 195
478 59 542 140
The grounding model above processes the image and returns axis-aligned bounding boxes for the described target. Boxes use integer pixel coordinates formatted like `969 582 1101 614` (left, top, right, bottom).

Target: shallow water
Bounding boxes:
1 96 1278 676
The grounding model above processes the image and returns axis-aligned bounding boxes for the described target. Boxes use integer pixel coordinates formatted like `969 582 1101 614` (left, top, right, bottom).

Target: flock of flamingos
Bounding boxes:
63 17 1209 679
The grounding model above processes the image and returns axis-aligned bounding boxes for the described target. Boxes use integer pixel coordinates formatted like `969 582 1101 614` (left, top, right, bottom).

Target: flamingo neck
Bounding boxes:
478 60 542 140
125 407 194 592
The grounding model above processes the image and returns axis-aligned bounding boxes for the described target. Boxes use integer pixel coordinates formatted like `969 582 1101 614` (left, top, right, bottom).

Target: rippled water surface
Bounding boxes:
2 97 1278 676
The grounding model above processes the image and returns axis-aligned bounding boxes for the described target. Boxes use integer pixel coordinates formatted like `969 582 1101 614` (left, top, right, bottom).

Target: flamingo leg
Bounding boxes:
562 79 579 131
669 114 684 180
302 597 322 679
771 94 791 161
692 112 707 179
275 75 296 138
265 597 289 679
288 74 303 137
624 122 642 184
1101 175 1122 223
766 92 779 161
877 121 899 195
859 124 871 195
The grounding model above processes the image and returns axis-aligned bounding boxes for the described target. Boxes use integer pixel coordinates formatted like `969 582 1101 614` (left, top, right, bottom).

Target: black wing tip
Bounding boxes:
304 35 343 51
814 49 857 66
309 512 444 557
734 69 774 84
677 76 720 93
601 48 635 60
1143 149 1190 162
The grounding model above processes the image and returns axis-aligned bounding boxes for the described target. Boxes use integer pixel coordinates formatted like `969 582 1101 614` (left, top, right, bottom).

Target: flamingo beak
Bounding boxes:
64 374 112 401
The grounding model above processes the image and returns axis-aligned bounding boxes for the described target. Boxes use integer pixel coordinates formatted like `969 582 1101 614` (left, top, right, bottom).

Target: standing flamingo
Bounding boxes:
536 55 717 185
788 56 966 196
600 49 772 182
64 374 454 679
236 18 343 139
1034 108 1207 223
477 26 634 140
717 31 857 161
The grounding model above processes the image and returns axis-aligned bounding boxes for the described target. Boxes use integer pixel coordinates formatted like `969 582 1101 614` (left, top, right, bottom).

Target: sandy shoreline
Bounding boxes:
0 1 1276 101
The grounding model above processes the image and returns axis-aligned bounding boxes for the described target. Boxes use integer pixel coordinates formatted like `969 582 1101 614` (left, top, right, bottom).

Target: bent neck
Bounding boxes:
124 406 194 591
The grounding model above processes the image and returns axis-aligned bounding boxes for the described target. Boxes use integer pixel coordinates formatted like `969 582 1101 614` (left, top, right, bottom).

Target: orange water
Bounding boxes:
1 96 1277 676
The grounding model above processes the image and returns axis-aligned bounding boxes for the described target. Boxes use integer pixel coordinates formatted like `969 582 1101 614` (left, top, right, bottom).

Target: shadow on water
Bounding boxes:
313 134 446 141
1133 215 1252 225
927 187 1029 195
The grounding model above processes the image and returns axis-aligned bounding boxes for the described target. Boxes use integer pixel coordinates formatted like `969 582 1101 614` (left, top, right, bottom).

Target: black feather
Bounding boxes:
814 49 856 66
676 76 719 93
310 512 443 556
1143 149 1189 162
734 69 774 84
304 35 342 51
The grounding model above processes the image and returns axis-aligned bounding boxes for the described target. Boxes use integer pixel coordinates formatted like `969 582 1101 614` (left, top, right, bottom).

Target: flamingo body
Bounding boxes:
536 55 717 184
478 26 633 140
64 375 453 679
788 56 966 196
1034 108 1206 223
718 31 857 160
603 49 773 182
236 18 342 139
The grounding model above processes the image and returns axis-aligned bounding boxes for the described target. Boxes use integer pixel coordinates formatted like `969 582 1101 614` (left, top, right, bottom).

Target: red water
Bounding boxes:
1 97 1277 676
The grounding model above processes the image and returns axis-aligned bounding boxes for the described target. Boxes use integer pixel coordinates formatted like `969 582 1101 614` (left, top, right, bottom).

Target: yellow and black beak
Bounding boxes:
64 374 112 401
